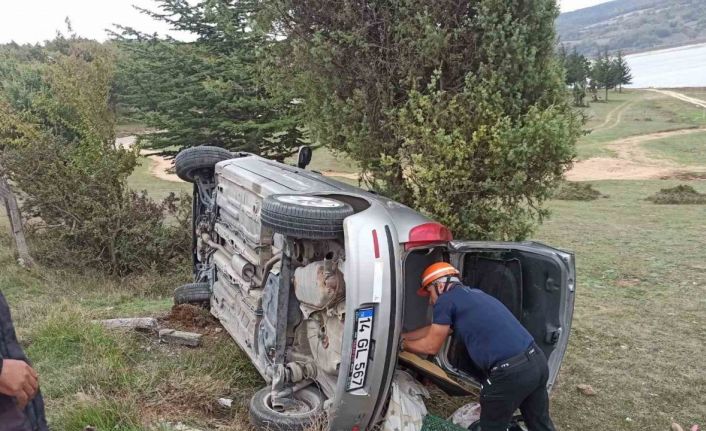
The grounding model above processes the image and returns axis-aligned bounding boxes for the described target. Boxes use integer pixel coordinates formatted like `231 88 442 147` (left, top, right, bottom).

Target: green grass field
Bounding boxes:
577 90 706 160
643 131 706 166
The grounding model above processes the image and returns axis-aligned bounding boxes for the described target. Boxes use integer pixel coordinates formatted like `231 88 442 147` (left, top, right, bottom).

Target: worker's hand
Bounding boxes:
0 359 39 409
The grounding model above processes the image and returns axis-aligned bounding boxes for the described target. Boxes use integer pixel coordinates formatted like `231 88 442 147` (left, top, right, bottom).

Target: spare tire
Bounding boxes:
175 146 233 183
261 194 354 239
249 386 325 431
174 282 211 306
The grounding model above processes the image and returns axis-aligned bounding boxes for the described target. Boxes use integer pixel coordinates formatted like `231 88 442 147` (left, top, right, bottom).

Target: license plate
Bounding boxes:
347 307 374 391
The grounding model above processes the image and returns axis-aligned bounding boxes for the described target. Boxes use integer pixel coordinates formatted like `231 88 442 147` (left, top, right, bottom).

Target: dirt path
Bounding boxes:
592 97 635 132
115 136 183 182
647 89 706 109
567 127 706 181
116 136 361 183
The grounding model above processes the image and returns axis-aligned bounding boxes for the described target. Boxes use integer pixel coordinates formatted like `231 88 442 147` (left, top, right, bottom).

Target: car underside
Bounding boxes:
173 146 576 431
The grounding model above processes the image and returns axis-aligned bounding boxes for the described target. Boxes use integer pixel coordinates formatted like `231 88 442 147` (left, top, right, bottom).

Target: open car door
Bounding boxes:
437 241 576 391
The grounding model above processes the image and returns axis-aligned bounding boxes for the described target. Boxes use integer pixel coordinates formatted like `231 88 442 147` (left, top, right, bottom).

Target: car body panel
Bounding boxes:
445 241 576 391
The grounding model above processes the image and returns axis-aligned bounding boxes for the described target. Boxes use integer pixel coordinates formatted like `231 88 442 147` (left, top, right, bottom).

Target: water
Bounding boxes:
626 43 706 88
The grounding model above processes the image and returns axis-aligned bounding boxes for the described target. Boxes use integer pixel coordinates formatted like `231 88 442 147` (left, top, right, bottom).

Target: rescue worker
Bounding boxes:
400 262 555 431
0 290 48 431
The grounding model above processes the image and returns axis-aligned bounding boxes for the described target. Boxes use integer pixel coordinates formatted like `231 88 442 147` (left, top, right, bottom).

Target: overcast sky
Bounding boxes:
0 0 614 45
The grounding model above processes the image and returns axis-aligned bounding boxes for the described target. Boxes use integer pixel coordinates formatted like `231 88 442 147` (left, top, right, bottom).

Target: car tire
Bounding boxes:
174 146 233 183
249 386 325 431
261 194 354 239
173 282 211 306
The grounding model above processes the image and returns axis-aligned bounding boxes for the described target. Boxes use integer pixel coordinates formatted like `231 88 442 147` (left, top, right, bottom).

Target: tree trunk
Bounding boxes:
0 175 33 267
605 86 609 101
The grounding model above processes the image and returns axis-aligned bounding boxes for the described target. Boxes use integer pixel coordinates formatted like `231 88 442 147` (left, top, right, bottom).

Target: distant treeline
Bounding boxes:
559 46 632 107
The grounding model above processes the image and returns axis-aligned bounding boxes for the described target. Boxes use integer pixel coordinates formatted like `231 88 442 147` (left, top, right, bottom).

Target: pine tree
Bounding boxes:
591 50 614 102
614 51 633 92
261 0 582 240
113 0 304 159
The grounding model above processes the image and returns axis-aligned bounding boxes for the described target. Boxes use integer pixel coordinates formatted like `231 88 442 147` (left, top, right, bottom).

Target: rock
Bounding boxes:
576 384 597 396
83 427 96 431
217 397 233 408
159 328 202 347
671 423 684 431
97 318 158 331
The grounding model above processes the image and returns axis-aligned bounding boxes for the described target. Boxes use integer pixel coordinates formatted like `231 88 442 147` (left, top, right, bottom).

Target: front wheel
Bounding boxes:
249 386 325 431
174 146 233 183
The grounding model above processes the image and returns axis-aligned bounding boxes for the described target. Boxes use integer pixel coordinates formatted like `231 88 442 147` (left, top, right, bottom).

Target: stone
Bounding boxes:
576 384 597 396
98 318 158 331
159 328 202 347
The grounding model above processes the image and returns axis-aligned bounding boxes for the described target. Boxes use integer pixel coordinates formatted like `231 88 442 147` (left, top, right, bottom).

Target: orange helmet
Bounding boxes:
417 262 460 297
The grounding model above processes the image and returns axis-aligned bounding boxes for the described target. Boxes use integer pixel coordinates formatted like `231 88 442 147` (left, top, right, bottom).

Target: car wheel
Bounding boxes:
261 194 354 239
173 282 211 307
249 386 325 431
174 146 233 183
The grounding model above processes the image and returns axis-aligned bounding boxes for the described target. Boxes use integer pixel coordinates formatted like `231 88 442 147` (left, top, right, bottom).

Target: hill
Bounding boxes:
557 0 706 55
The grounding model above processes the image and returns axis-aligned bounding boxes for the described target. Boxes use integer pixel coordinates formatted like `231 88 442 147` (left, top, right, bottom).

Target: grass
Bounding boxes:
646 184 706 204
536 180 706 430
4 178 705 430
127 156 190 201
576 90 706 160
642 130 706 165
285 146 359 174
552 182 605 201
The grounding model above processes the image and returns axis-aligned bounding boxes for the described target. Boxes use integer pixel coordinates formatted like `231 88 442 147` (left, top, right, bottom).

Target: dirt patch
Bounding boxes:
163 304 219 332
660 171 706 181
147 154 182 183
616 278 641 288
567 127 706 181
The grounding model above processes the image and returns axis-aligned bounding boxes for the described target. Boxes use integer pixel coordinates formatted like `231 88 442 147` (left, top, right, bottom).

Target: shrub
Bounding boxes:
647 185 706 205
1 38 190 275
553 182 605 201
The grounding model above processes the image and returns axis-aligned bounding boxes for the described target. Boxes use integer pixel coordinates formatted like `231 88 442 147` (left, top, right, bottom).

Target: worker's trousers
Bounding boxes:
478 345 555 431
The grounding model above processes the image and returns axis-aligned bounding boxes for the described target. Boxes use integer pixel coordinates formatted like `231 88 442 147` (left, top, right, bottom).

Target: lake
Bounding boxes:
626 43 706 88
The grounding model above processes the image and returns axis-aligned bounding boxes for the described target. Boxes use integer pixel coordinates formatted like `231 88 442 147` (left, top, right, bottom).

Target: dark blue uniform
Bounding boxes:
432 283 555 431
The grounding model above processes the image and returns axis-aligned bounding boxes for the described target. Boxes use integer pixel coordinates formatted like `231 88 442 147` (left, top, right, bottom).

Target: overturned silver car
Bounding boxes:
173 146 576 431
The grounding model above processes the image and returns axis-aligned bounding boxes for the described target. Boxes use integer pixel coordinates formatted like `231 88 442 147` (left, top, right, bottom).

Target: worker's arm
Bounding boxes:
402 324 451 356
402 325 431 341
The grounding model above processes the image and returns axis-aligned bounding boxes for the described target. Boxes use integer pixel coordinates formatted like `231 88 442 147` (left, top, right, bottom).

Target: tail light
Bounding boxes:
404 222 453 250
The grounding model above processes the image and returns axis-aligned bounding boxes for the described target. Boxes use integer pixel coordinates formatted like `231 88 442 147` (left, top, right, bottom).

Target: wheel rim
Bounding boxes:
264 392 318 416
275 195 344 208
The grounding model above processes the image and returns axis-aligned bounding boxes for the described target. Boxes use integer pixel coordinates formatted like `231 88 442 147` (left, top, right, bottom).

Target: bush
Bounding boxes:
553 182 605 201
1 38 190 276
647 185 706 205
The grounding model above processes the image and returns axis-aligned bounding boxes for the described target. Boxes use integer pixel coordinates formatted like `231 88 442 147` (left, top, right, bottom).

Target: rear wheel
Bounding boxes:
174 146 233 183
249 386 325 431
261 194 354 239
174 282 211 307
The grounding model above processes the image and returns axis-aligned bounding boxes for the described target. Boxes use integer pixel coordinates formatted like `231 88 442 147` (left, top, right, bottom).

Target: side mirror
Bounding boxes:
297 146 312 169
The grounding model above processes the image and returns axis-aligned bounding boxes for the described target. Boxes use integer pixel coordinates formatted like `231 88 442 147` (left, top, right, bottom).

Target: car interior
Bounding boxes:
402 246 567 387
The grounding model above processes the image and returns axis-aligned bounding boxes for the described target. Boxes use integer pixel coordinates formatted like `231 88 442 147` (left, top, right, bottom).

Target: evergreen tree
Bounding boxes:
261 0 582 240
614 51 633 92
114 0 303 159
590 50 614 101
563 47 590 106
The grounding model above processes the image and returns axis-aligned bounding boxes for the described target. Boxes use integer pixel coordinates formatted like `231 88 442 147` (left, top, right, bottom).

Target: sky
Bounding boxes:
0 0 614 45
